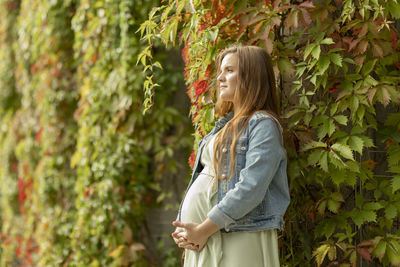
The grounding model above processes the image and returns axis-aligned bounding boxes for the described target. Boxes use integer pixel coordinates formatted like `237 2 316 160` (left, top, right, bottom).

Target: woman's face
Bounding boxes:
217 53 238 103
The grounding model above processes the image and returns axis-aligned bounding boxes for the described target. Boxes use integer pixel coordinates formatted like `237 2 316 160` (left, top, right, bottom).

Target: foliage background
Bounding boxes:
0 0 191 266
139 0 400 266
0 0 399 266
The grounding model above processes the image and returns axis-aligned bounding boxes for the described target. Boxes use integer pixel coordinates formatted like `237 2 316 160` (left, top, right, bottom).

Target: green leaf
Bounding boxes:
324 120 336 137
385 204 397 219
303 141 327 151
331 143 354 160
153 61 163 70
388 0 400 19
360 135 374 147
304 44 316 59
372 240 386 260
318 56 330 74
330 53 343 66
330 169 345 186
321 38 334 45
317 199 327 215
331 192 344 202
349 136 364 154
352 210 377 227
387 241 400 265
312 45 321 59
278 58 295 78
308 149 324 165
361 59 377 76
327 199 341 213
313 244 330 266
393 175 400 193
364 202 383 210
334 115 348 125
320 151 329 172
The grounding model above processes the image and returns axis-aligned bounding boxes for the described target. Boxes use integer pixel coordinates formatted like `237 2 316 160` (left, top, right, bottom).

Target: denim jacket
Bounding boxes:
179 111 290 233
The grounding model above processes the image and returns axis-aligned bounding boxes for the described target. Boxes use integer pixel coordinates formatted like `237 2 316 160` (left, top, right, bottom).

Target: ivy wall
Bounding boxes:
140 0 400 266
0 0 190 266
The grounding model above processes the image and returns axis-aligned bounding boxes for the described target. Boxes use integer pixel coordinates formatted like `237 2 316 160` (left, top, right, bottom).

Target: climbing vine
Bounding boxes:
139 0 400 265
0 0 190 266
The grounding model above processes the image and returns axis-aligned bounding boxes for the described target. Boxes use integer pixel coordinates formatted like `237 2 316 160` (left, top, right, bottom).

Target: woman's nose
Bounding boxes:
218 73 225 82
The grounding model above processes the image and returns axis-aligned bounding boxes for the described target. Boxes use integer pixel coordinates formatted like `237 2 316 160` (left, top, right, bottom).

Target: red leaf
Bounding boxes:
285 9 299 30
367 87 377 104
348 37 360 51
359 24 368 36
391 28 397 49
188 150 196 169
300 8 312 26
371 41 383 58
355 39 368 55
362 160 376 169
354 55 366 65
386 137 394 148
194 80 208 96
35 127 42 142
23 164 29 175
299 1 315 8
329 82 340 93
357 246 372 261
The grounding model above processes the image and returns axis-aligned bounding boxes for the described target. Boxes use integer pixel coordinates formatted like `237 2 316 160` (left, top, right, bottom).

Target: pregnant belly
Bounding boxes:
180 173 214 224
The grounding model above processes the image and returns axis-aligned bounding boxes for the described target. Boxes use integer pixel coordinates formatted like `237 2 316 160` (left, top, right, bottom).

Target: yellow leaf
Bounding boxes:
109 245 126 258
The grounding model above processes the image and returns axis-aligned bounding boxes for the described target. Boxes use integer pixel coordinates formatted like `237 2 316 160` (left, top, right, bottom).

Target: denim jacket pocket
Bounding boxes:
234 137 248 170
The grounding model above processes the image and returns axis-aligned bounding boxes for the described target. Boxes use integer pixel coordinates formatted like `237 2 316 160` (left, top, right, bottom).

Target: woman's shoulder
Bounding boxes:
248 111 283 132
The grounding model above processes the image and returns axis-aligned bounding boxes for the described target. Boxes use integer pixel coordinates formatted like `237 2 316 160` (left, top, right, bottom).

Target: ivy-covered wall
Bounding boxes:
0 0 190 266
139 0 400 266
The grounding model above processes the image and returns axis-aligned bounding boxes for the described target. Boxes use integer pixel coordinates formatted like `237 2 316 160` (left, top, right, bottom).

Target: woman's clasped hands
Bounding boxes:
171 221 212 252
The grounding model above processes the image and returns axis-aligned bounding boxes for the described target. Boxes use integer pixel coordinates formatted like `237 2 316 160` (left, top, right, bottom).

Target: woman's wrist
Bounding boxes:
198 218 220 238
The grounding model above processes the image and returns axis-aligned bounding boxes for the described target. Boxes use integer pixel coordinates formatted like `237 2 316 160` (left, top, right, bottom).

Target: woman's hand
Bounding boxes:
172 219 220 252
171 227 199 251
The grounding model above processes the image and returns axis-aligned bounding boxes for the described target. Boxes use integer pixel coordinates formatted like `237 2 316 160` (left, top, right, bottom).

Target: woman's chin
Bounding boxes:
219 94 233 102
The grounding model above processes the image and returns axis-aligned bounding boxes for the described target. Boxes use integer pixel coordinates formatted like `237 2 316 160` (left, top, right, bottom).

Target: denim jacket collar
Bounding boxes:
211 111 234 135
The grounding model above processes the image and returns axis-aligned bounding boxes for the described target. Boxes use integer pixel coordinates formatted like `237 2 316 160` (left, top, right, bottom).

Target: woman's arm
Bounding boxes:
208 117 284 230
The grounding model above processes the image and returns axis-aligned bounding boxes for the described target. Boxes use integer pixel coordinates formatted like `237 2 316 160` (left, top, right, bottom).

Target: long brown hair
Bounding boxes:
213 45 281 180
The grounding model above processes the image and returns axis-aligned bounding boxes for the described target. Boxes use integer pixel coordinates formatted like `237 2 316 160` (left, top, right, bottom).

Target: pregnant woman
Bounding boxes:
172 45 290 267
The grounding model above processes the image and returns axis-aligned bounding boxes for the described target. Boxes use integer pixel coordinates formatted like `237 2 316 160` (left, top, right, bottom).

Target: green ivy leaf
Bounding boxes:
372 239 387 260
327 199 341 213
303 141 327 151
392 175 400 193
313 244 330 267
349 136 364 154
312 45 321 59
320 151 329 172
385 204 397 219
308 149 324 165
330 53 343 66
318 56 330 74
321 38 335 45
352 209 377 227
387 0 400 19
387 241 400 265
331 143 354 160
361 59 378 77
334 115 348 125
304 44 316 59
330 168 345 186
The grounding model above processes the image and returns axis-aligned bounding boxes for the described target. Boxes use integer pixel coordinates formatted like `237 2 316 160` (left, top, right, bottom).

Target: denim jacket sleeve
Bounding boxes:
207 117 285 229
